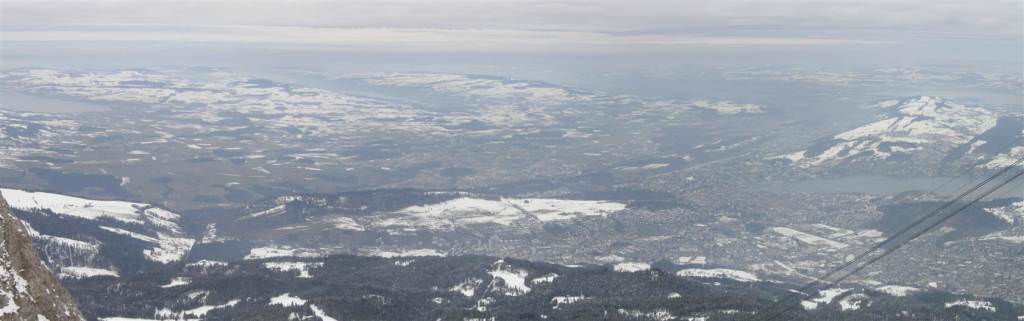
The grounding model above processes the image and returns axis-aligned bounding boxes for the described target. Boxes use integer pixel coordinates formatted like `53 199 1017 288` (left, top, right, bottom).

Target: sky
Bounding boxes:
0 0 1020 75
2 0 1021 52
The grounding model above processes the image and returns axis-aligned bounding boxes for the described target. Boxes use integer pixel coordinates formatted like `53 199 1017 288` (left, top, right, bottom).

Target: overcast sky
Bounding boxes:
2 0 1021 52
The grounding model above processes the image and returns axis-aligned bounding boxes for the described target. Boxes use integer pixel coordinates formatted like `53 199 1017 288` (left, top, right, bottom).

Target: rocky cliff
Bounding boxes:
0 191 84 321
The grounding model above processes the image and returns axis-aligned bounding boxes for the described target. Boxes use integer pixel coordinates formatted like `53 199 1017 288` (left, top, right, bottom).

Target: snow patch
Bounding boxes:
371 248 446 258
154 299 240 320
59 266 119 279
946 299 996 312
875 285 919 297
310 305 338 321
160 277 190 288
487 260 531 296
617 309 675 321
450 278 483 297
270 293 307 307
613 262 651 273
676 268 759 282
263 261 323 278
530 273 558 284
801 288 851 310
245 246 319 260
551 295 586 308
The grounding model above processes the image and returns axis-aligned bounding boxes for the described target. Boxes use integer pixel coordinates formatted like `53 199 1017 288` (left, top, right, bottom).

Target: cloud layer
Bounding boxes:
1 0 1020 52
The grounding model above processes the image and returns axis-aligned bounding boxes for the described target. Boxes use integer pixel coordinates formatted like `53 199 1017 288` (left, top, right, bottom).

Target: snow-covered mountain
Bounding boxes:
775 96 1020 175
0 188 194 279
1 191 85 321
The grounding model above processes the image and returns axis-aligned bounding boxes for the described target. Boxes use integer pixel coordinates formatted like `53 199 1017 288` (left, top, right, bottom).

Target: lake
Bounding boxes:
1 90 109 113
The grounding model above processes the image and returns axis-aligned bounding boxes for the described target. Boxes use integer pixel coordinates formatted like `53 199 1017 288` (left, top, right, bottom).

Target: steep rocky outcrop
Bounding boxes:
0 192 84 321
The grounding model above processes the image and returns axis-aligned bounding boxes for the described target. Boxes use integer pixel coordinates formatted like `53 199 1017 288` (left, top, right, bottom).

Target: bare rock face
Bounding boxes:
0 192 84 321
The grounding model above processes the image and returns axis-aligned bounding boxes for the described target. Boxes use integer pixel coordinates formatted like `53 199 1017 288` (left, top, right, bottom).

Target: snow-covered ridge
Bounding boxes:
0 188 194 264
777 96 998 167
1 188 177 229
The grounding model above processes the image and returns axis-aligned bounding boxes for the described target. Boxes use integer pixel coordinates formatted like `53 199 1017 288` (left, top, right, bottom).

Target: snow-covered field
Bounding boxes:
487 259 531 296
675 268 760 282
245 246 321 260
875 285 919 297
263 261 324 278
613 262 651 273
770 227 848 250
375 197 626 230
801 288 851 310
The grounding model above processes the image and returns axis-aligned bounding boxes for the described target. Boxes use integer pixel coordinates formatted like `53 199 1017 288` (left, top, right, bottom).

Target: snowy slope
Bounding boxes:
1 188 194 273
